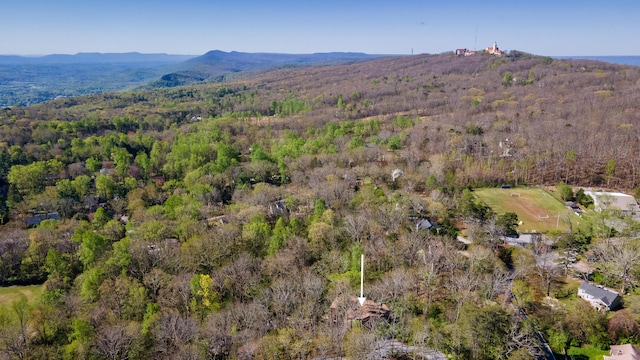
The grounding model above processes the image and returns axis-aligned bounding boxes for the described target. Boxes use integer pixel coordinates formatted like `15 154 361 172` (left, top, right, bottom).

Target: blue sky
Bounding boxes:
2 0 639 56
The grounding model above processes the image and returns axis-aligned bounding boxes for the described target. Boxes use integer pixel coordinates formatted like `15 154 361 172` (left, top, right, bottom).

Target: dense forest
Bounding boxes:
1 51 640 359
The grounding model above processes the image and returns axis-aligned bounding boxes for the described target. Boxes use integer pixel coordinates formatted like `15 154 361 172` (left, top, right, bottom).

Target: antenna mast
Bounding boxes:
474 26 478 51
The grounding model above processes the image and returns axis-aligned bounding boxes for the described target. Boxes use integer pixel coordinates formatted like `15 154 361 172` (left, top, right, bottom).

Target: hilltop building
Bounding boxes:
454 48 477 56
485 41 505 56
455 42 504 56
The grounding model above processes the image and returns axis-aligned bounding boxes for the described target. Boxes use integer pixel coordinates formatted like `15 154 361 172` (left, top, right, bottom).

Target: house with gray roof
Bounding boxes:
578 282 622 311
25 212 60 227
584 191 640 218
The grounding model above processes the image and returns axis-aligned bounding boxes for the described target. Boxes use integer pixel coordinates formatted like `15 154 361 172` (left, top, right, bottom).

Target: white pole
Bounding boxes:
360 254 364 297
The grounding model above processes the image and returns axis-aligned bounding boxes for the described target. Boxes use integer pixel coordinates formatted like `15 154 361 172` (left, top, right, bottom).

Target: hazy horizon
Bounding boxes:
3 51 640 58
3 0 640 57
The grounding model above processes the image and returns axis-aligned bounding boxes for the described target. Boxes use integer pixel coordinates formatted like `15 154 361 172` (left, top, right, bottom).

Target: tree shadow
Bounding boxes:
569 355 588 360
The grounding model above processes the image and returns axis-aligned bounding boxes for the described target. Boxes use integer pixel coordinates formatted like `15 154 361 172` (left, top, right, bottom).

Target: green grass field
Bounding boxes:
0 285 44 306
566 346 608 360
474 187 577 233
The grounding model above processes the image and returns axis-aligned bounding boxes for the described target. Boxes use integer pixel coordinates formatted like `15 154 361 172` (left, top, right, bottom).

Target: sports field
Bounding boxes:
0 285 43 306
473 187 575 233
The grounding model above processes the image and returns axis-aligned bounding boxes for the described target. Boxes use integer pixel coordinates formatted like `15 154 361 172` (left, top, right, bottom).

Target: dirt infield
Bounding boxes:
474 187 574 233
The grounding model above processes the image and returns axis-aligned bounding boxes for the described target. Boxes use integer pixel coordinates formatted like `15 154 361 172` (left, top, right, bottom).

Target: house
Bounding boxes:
584 191 640 218
578 282 622 311
206 215 229 226
416 218 433 231
268 199 289 217
99 161 115 175
25 212 61 227
605 344 640 360
408 216 433 231
565 201 583 215
454 48 477 56
391 168 404 182
330 295 390 329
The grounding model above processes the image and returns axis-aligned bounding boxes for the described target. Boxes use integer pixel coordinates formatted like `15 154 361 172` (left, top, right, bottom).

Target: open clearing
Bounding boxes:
474 187 575 233
0 285 43 306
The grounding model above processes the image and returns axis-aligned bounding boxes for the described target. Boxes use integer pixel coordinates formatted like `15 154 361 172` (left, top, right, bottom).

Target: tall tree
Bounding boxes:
458 303 511 359
589 238 640 294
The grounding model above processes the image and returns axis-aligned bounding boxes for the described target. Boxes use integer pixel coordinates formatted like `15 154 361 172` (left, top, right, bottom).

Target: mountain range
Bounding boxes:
0 51 384 106
0 52 195 65
2 51 639 107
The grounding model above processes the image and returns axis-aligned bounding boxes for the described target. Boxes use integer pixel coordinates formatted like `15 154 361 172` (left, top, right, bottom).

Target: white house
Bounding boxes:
577 282 621 311
584 191 640 217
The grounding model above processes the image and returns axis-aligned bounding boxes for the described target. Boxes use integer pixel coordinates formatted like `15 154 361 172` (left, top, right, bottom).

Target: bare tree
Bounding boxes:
158 273 192 316
143 268 170 303
589 237 640 294
344 214 369 243
418 238 461 310
152 310 199 359
93 322 139 360
211 253 261 303
0 227 29 284
531 236 561 297
448 271 480 322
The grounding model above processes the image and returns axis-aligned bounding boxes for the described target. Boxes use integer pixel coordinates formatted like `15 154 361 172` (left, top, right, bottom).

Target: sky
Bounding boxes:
2 0 639 56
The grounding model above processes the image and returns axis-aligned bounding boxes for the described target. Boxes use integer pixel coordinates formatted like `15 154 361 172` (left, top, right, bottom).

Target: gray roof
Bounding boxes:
579 282 621 308
25 212 60 227
416 219 433 231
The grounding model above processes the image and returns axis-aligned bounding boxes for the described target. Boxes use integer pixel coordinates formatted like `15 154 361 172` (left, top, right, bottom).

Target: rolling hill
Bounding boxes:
144 50 387 88
1 50 640 358
0 53 195 106
0 51 387 106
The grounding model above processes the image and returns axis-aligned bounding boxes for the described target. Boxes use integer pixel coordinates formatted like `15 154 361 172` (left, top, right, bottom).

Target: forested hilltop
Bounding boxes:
0 51 640 359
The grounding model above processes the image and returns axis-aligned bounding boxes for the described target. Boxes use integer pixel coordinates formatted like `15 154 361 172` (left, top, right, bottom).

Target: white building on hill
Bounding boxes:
485 41 505 56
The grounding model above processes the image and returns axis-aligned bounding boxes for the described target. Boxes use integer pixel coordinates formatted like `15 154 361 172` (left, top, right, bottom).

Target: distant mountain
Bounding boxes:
146 51 388 88
0 53 197 106
555 56 640 67
0 52 194 65
0 51 388 106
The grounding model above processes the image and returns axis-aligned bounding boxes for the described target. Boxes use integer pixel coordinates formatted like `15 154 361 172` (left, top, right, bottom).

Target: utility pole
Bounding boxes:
358 254 366 306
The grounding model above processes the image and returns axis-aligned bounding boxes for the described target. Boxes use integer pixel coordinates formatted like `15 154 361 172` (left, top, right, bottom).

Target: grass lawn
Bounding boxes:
566 345 608 360
0 285 44 306
554 278 582 312
473 187 577 233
